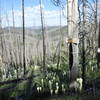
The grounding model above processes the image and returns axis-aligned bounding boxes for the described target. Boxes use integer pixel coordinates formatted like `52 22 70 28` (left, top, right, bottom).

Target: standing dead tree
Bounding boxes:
22 0 26 75
56 10 62 70
0 0 3 62
78 0 99 89
51 0 79 81
39 0 46 73
67 0 79 81
97 20 100 68
81 0 86 89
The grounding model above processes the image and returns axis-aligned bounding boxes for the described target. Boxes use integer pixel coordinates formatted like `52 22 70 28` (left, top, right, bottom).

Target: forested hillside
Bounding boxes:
0 0 100 100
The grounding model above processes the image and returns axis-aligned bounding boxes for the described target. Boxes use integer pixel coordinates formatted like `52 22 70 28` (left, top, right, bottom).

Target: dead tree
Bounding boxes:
67 0 79 81
94 0 98 68
12 0 15 29
97 20 100 68
22 0 26 75
57 10 62 70
39 0 46 73
51 0 79 81
78 0 99 88
81 0 86 89
0 1 3 61
92 0 98 67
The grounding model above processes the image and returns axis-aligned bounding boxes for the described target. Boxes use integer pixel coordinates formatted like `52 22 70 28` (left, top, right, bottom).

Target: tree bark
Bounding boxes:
22 0 26 75
39 0 46 73
82 0 86 89
97 21 100 68
67 0 79 81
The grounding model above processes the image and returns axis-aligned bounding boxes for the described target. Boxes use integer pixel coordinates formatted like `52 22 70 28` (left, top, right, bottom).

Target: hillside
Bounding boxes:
0 26 68 66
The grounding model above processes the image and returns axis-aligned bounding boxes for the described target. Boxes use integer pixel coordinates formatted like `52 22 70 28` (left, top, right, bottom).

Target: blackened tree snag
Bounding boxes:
97 20 100 68
22 0 26 75
67 0 79 81
82 35 85 89
39 0 46 73
69 43 73 70
81 0 86 89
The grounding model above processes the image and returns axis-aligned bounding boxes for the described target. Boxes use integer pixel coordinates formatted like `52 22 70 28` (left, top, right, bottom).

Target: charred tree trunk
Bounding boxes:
93 0 98 69
0 0 3 63
82 0 86 89
12 0 19 78
1 36 4 62
97 21 100 68
22 0 26 75
39 0 46 73
82 35 85 89
67 0 79 81
69 43 73 71
57 10 62 71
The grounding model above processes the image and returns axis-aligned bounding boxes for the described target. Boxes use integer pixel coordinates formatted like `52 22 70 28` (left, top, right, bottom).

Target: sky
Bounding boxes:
0 0 99 27
0 0 67 27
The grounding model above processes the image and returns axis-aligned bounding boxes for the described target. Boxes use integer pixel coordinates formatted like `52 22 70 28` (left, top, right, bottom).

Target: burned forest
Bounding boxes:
0 0 100 100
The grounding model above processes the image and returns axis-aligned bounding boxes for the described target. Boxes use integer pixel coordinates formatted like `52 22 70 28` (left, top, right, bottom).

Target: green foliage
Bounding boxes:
86 69 100 80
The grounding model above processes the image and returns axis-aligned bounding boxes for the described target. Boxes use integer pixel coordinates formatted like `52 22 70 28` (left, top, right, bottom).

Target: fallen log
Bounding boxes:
0 74 38 85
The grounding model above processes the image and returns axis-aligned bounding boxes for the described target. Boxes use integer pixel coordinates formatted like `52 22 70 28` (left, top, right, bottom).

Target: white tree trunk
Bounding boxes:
67 0 79 80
